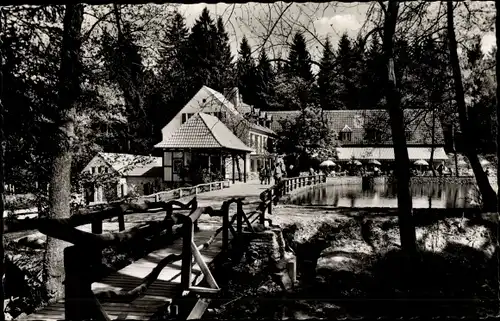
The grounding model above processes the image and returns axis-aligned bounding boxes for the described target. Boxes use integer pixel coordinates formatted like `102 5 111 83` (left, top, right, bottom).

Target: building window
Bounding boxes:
181 113 194 124
173 159 183 174
366 129 382 142
91 167 96 174
98 167 102 174
340 132 352 142
105 167 108 173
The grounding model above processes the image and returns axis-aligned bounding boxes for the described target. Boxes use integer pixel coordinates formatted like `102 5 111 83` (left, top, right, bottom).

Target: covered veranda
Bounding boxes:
336 146 448 163
154 112 254 185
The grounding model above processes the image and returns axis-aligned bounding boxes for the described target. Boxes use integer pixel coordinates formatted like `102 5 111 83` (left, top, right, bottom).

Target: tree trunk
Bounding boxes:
446 1 497 211
235 155 242 181
496 0 500 213
43 4 84 302
382 0 417 255
0 8 5 321
453 124 459 177
430 109 436 176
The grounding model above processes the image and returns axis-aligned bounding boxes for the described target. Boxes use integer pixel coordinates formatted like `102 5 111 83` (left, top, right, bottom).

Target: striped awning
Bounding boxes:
336 147 448 161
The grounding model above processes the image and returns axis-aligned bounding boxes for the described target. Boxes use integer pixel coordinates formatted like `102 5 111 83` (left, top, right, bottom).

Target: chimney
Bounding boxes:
224 87 240 108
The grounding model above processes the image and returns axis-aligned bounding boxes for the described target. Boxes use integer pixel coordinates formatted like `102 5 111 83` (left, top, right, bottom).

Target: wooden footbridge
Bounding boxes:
8 174 326 321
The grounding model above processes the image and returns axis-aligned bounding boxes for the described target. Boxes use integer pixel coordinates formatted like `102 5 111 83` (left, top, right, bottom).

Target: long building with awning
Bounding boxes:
336 147 448 161
266 109 448 163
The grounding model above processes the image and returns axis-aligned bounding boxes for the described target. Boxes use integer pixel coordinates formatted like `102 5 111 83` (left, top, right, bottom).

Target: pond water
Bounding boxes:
289 182 477 208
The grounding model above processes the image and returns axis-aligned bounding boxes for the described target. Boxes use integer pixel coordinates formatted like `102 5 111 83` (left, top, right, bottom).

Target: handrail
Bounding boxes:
258 173 326 226
141 179 231 203
4 197 198 235
26 175 323 321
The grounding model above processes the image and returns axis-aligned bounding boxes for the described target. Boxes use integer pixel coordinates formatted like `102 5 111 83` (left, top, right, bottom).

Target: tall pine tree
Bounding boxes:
185 7 218 93
154 11 190 140
360 35 385 109
332 33 357 110
317 37 336 110
237 36 257 106
255 49 276 110
101 22 152 153
282 32 314 110
215 16 235 92
285 32 313 83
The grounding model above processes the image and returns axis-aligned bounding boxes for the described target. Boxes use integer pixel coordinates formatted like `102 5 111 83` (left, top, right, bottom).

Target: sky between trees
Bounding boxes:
177 2 495 66
80 2 496 73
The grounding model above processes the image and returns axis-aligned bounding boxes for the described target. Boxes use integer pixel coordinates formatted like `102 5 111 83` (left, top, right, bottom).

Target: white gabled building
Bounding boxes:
155 85 277 185
81 152 163 204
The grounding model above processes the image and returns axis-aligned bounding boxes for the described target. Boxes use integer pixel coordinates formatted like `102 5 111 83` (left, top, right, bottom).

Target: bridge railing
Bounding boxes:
9 193 258 320
258 174 326 224
11 175 324 320
141 180 231 203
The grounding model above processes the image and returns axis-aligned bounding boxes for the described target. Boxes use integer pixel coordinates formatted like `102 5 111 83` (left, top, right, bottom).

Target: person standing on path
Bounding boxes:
274 162 284 185
259 166 265 184
264 165 271 185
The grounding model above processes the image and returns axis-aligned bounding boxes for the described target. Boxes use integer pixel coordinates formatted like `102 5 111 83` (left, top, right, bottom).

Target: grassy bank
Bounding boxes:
208 206 499 319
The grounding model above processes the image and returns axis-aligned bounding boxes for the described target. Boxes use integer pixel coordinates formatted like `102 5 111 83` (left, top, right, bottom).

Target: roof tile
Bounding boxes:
266 109 444 145
154 113 254 152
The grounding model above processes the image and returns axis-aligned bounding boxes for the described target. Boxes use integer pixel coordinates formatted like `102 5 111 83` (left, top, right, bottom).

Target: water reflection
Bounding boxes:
290 182 475 208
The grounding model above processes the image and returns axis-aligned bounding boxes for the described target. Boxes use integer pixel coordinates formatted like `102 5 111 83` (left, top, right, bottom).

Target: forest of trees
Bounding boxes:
2 5 497 196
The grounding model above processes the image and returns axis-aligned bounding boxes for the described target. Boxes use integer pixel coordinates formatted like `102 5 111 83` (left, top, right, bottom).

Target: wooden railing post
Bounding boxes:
155 193 159 202
181 219 194 289
267 189 273 216
166 202 173 235
91 219 102 234
64 246 94 321
236 201 243 234
118 211 125 231
222 203 229 252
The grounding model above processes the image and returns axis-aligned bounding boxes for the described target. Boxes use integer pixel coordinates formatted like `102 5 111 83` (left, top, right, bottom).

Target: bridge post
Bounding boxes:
181 219 194 290
267 189 273 215
91 219 102 234
222 202 229 252
166 202 173 235
64 246 95 321
118 212 125 231
236 201 243 234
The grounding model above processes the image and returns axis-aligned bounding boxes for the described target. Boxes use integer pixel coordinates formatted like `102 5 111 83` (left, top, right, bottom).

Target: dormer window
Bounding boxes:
182 113 194 124
340 132 352 142
366 129 382 142
340 125 352 142
405 129 413 141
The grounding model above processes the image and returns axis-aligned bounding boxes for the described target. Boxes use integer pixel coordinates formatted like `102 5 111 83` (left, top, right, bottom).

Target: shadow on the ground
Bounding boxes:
306 243 499 318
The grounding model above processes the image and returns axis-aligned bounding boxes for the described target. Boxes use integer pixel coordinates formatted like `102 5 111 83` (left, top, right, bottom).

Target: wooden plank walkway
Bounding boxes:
22 227 232 321
20 180 267 321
